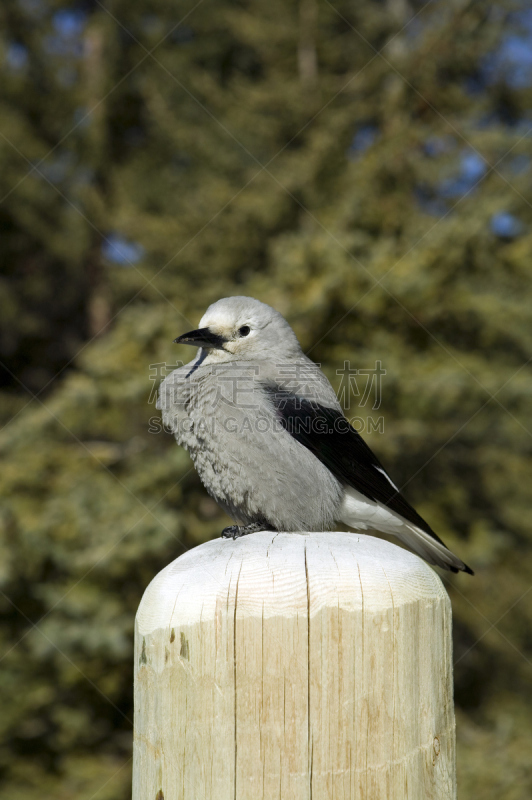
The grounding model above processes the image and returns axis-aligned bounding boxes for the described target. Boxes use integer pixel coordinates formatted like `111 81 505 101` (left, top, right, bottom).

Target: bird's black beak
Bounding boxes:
173 327 227 350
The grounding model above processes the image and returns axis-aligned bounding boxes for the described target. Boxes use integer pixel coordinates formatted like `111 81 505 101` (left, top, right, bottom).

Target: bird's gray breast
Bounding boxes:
158 359 344 529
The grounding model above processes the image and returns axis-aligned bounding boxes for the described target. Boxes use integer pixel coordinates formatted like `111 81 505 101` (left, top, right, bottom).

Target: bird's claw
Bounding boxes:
221 525 243 540
221 522 275 540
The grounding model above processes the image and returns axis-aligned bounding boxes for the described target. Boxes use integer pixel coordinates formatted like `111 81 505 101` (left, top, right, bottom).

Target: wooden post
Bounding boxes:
133 532 456 800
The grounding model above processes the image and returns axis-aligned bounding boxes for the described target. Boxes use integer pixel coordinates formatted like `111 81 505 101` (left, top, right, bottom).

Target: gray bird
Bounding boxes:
158 296 472 574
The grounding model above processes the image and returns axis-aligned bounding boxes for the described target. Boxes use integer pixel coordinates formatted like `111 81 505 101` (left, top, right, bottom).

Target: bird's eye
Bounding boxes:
239 325 251 337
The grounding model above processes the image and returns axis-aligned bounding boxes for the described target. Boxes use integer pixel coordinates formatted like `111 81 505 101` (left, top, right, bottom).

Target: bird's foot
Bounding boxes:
221 522 275 540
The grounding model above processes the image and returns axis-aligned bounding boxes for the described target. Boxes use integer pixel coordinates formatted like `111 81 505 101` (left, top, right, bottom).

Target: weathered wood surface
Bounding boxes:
133 531 456 800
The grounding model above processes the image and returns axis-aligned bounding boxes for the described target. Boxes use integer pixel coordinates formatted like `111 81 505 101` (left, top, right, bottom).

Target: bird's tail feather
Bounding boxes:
395 523 473 574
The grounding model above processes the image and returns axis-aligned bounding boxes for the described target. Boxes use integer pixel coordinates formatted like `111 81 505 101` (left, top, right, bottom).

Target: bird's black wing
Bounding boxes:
264 384 442 542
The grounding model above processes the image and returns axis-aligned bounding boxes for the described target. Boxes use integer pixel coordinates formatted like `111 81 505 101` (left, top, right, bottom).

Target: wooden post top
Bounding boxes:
137 531 448 636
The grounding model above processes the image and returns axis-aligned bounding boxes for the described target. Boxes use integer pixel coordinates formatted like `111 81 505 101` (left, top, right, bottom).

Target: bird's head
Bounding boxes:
173 296 302 364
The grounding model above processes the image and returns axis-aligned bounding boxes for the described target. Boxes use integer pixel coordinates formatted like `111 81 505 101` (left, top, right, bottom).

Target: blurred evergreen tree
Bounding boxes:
1 0 532 797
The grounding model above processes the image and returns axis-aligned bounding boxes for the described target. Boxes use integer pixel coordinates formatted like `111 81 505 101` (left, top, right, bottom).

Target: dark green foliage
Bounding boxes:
1 0 531 797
